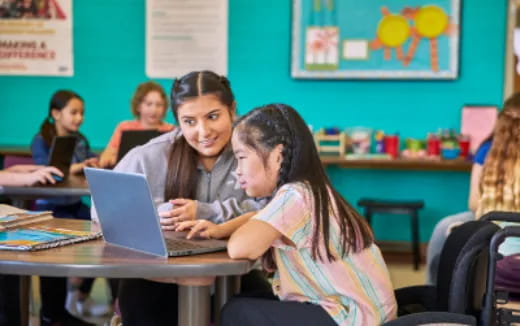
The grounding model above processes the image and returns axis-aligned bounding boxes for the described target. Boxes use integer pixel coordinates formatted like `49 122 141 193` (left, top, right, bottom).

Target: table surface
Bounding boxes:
0 219 253 279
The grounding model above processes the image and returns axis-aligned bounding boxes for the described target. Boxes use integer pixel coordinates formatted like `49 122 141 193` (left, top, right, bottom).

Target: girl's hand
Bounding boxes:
24 166 63 186
175 220 224 239
158 199 198 226
69 162 85 174
69 158 99 174
98 149 117 168
84 157 99 168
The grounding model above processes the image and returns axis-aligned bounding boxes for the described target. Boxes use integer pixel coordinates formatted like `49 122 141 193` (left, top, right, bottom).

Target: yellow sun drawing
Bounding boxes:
370 6 411 61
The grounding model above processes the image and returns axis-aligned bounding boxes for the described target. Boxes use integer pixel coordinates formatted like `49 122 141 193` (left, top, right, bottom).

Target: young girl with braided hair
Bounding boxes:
177 103 397 325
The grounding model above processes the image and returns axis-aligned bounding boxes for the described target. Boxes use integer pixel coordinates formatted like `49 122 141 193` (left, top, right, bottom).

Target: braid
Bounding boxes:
274 107 294 188
277 133 292 187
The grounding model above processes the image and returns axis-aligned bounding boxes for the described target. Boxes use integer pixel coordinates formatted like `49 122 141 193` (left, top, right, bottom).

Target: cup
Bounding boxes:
426 135 440 157
459 136 471 158
406 138 423 152
384 135 400 158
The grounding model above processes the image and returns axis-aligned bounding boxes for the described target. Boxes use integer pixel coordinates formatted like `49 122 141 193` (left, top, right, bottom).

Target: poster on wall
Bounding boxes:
0 0 73 76
146 0 228 78
292 0 460 79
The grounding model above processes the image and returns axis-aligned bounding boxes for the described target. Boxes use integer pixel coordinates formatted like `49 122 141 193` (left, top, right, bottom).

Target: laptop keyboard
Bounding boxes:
164 238 208 250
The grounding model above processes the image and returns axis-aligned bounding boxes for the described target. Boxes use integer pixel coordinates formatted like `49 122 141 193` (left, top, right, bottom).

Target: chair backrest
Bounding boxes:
482 225 520 326
3 155 34 169
435 220 500 316
479 211 520 325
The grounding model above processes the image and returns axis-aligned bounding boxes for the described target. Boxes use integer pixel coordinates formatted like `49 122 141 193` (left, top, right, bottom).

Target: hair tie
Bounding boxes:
219 75 231 90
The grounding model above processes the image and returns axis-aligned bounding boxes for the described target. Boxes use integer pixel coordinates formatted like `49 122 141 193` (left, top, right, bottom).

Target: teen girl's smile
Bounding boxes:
177 94 235 168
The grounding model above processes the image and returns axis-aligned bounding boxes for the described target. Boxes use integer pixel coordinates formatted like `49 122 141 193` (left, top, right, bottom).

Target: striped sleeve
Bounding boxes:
253 184 312 249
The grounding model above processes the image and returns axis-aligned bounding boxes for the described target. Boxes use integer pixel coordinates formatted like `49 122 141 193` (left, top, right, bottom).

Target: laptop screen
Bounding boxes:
117 130 163 163
48 135 77 178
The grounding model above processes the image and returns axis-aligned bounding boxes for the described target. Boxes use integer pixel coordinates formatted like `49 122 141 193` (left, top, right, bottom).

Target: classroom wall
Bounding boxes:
0 0 508 241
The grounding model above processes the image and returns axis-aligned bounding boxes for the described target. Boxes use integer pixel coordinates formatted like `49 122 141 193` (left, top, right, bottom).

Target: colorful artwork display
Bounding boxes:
292 0 460 79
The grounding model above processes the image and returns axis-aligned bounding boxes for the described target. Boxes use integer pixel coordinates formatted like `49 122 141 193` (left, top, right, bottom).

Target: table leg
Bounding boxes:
214 276 241 326
19 275 30 326
178 284 211 326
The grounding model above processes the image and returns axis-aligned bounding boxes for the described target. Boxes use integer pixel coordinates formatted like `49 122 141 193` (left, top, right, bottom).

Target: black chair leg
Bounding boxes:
411 211 420 270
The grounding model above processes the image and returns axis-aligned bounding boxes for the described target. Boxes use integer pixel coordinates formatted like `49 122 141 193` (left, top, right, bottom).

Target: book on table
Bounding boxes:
0 204 54 231
0 204 101 251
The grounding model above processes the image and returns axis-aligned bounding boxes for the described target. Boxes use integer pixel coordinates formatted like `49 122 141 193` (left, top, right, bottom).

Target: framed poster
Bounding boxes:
291 0 460 79
0 0 73 76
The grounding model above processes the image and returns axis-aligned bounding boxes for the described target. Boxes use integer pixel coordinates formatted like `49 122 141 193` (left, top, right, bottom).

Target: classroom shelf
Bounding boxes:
0 146 472 172
320 156 472 172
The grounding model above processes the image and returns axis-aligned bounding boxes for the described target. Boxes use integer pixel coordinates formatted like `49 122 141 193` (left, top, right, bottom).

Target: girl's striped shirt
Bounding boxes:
253 183 397 325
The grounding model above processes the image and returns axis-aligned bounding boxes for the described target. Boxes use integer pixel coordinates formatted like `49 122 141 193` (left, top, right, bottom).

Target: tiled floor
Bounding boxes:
29 277 113 326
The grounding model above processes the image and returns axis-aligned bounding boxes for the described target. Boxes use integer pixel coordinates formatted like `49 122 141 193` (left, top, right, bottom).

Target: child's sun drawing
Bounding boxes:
402 5 456 71
370 6 411 61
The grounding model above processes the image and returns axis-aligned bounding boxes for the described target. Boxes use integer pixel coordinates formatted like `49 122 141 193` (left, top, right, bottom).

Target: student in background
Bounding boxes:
0 164 63 326
475 93 520 289
31 90 102 325
425 93 520 285
98 81 174 168
105 70 269 325
178 104 397 326
425 136 490 284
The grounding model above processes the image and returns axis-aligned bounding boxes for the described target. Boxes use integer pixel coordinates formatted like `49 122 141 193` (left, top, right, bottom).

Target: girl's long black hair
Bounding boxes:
234 104 374 262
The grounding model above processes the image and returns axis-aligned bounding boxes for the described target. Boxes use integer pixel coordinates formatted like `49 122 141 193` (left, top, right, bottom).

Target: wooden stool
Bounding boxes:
357 198 424 270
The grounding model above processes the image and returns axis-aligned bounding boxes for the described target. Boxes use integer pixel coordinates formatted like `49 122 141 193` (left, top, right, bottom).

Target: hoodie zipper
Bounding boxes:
206 171 211 202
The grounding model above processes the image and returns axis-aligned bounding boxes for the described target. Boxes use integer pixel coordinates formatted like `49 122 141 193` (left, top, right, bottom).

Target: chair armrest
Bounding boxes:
383 312 477 326
394 285 438 316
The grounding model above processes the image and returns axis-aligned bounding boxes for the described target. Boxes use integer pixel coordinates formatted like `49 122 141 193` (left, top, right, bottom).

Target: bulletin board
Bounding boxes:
291 0 460 79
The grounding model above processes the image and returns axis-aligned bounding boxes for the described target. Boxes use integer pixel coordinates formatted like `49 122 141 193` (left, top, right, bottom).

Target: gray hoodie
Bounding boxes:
91 129 266 223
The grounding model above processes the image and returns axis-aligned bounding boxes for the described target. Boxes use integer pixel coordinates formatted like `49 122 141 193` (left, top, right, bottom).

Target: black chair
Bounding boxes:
357 198 424 270
479 211 520 326
384 220 501 325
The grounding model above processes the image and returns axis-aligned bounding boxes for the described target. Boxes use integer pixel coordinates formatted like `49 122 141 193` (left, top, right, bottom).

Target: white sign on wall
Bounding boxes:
146 0 228 78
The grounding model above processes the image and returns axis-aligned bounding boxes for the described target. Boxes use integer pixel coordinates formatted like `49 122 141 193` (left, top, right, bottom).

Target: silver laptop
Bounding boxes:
84 167 227 258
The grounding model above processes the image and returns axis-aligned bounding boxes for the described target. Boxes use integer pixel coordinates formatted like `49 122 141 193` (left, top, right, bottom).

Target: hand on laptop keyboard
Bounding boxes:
175 220 224 240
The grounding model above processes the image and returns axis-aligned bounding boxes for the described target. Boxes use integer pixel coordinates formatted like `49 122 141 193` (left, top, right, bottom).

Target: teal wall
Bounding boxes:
0 0 508 241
